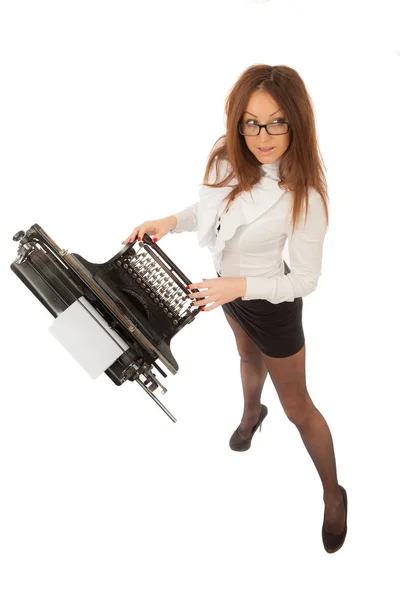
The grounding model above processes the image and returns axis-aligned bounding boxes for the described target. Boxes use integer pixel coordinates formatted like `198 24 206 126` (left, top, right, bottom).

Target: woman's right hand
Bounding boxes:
122 215 177 245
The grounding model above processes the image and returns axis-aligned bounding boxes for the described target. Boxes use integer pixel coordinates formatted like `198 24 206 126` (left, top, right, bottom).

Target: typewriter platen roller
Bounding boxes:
10 225 204 422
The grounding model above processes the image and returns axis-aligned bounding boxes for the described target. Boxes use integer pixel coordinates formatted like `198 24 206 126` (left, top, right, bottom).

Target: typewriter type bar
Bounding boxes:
10 225 204 422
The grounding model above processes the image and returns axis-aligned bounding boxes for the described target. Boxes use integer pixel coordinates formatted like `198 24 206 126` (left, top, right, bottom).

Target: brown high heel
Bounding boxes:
229 404 268 452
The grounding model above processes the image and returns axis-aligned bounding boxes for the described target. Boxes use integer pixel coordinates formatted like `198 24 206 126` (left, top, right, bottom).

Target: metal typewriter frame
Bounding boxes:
10 224 204 423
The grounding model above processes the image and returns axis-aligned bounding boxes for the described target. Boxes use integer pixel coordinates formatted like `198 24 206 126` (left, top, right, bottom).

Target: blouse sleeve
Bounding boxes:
169 158 229 234
241 190 329 303
169 202 199 234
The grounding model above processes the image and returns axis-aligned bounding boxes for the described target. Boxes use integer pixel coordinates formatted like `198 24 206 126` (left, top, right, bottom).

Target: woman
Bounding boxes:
122 64 348 554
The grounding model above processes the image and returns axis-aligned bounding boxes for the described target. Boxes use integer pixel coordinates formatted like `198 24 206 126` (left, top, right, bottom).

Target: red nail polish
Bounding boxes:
138 236 141 241
201 308 204 311
185 285 190 289
153 237 158 242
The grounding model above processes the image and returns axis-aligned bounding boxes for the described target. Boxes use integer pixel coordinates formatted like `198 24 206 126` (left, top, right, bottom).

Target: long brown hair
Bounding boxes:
202 64 329 235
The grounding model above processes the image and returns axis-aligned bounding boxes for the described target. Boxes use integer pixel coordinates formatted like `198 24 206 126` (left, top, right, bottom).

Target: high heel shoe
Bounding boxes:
322 485 348 553
229 404 268 451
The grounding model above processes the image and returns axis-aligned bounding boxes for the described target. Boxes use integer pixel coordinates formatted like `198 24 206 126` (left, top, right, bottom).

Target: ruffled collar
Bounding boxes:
196 157 287 255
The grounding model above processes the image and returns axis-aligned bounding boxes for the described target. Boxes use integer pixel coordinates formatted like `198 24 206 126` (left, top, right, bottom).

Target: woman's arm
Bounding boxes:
242 190 329 303
169 202 199 233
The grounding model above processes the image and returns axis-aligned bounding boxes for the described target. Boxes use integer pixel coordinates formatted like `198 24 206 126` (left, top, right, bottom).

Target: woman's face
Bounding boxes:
241 90 291 163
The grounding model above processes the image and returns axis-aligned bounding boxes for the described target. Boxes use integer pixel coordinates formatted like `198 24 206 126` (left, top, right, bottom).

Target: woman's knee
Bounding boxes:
281 393 314 425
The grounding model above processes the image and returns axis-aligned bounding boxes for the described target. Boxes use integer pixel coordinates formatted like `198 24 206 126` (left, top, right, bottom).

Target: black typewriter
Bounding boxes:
10 224 203 422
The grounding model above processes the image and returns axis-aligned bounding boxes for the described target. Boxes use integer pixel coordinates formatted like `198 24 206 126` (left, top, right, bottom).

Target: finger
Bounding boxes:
122 229 137 244
202 301 219 311
199 303 211 311
191 295 211 305
131 228 140 241
188 282 207 290
191 300 207 309
190 292 210 302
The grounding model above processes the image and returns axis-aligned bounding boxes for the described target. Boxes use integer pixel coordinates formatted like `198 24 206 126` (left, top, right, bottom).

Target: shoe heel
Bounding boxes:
229 403 268 452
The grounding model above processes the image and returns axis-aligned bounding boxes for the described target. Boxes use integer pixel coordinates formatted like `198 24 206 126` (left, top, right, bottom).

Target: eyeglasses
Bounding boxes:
238 119 290 136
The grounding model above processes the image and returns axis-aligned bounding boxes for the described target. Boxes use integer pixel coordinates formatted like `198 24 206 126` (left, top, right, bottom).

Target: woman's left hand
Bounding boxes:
187 277 246 311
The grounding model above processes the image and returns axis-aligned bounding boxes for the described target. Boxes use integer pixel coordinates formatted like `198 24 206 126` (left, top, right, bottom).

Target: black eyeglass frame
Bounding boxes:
238 120 291 136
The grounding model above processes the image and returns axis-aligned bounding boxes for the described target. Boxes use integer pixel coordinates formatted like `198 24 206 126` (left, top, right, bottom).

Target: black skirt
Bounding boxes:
217 261 305 358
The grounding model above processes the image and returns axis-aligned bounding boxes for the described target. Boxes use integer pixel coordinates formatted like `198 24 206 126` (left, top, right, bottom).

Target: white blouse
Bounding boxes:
170 157 329 304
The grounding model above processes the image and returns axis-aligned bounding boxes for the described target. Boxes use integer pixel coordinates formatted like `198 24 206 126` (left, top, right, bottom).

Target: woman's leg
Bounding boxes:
262 344 346 534
222 310 269 437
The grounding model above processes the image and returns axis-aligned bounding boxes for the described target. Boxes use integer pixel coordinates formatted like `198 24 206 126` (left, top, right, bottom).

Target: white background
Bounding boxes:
1 0 400 598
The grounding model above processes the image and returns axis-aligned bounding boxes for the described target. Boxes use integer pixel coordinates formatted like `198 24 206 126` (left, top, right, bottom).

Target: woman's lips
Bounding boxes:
257 147 275 154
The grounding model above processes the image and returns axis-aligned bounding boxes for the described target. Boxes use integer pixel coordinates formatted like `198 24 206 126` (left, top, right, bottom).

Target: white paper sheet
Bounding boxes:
48 296 130 379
